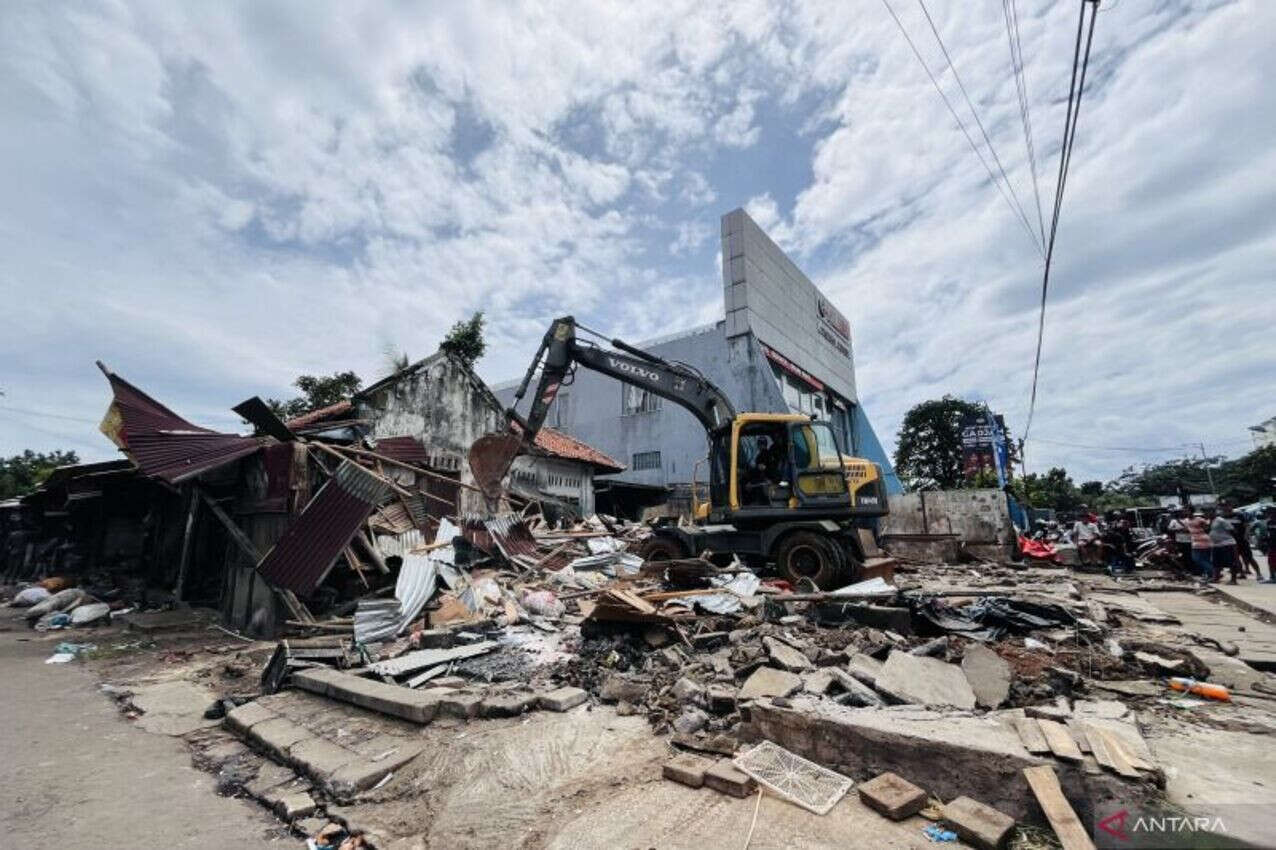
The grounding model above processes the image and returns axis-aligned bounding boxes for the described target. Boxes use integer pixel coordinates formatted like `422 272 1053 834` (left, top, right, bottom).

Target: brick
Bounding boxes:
857 771 928 820
943 796 1015 850
599 675 648 704
663 755 710 788
249 717 314 761
538 686 588 712
479 693 537 718
288 737 359 781
703 760 756 798
224 700 277 736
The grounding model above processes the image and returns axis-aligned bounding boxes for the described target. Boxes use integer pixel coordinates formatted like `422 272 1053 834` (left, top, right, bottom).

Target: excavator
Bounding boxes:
469 316 890 589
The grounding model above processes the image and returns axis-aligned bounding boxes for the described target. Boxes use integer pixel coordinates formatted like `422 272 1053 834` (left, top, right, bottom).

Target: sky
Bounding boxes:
1 0 1272 484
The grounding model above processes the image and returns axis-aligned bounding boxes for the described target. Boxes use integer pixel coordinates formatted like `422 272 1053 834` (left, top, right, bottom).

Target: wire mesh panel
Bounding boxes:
732 740 855 815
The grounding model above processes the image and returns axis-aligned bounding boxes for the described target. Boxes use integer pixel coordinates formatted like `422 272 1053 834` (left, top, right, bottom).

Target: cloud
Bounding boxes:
0 0 1270 490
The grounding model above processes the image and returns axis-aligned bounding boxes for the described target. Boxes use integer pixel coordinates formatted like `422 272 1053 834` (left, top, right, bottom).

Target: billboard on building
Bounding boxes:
721 209 857 403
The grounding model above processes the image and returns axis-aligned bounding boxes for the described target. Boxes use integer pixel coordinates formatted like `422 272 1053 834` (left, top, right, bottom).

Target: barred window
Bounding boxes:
632 451 662 471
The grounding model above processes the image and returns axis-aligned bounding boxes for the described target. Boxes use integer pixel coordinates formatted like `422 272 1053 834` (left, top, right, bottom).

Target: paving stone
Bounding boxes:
322 674 439 723
288 737 360 781
876 650 976 709
764 636 814 672
249 717 314 761
437 691 484 719
858 771 928 820
738 667 802 700
538 686 588 712
478 692 537 718
961 644 1012 709
328 743 425 797
663 755 710 788
703 760 757 798
943 795 1015 850
225 700 277 735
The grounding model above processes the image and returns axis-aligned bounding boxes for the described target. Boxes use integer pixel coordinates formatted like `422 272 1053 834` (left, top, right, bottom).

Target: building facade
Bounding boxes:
495 208 901 498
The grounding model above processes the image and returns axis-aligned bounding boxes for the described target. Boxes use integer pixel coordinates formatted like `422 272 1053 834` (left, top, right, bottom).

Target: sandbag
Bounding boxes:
25 588 87 620
71 602 112 626
11 586 50 607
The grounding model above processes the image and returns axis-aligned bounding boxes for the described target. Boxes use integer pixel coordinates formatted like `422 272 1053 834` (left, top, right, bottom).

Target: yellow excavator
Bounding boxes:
470 316 889 588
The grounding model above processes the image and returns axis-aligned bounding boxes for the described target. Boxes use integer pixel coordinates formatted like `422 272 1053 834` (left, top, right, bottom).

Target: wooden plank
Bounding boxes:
1103 731 1153 772
1037 719 1084 763
1022 765 1097 850
1097 730 1141 778
1013 717 1052 755
197 488 263 562
1082 726 1117 773
173 486 199 601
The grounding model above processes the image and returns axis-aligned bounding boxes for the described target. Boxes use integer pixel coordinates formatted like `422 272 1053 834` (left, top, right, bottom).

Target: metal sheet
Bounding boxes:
373 435 430 465
354 599 400 644
367 640 497 676
257 461 391 596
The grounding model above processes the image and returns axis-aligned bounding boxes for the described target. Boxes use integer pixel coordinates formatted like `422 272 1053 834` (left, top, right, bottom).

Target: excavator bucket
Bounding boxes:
468 432 523 500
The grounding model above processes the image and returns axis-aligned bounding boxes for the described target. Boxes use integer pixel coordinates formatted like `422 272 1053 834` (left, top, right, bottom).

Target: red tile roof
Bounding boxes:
533 427 625 473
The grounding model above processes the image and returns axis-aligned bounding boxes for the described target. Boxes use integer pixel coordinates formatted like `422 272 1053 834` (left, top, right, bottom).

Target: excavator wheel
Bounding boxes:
775 530 843 590
637 536 687 562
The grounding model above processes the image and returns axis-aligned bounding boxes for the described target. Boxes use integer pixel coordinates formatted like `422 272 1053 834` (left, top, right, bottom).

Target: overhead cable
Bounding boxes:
1002 0 1047 245
915 0 1043 255
879 0 1045 256
1021 0 1100 445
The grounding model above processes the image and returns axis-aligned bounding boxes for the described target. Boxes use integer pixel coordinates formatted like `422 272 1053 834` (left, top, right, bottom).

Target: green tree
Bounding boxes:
0 449 79 499
266 371 362 420
893 396 988 489
439 312 486 367
1009 467 1082 512
1079 480 1104 497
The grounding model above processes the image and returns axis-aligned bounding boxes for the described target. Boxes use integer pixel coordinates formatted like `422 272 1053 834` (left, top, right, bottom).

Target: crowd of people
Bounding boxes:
1028 501 1276 584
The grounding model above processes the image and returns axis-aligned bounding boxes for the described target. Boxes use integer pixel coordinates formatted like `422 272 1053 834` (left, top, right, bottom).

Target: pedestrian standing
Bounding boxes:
1167 507 1193 574
1259 506 1276 584
1184 511 1214 580
1220 501 1260 577
1206 506 1239 584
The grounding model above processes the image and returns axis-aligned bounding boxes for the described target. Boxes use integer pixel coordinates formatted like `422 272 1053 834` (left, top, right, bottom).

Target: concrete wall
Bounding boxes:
879 488 1015 545
722 209 857 403
509 455 594 515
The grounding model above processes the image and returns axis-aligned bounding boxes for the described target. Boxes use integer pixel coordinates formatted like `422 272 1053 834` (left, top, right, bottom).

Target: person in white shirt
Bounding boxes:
1071 515 1101 565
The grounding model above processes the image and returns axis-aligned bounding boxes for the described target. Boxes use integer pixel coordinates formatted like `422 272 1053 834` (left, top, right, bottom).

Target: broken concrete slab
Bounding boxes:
857 771 927 820
245 761 299 799
673 707 710 735
1025 696 1071 722
294 668 440 723
437 691 483 719
738 667 802 700
538 686 588 712
827 668 885 707
764 636 814 672
248 717 314 761
670 677 705 703
266 789 317 821
225 700 277 736
746 700 1143 822
288 737 359 780
130 681 223 736
961 645 1012 709
876 650 976 709
943 795 1015 850
846 652 883 686
329 744 424 797
703 759 756 798
663 755 710 788
801 669 834 695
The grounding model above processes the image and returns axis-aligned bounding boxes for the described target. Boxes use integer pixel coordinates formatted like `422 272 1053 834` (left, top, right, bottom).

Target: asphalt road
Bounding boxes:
0 614 287 850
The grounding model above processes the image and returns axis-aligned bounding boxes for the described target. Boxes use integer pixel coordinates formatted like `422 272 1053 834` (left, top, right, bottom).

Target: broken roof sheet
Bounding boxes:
97 363 264 484
256 460 392 596
532 427 625 472
283 400 354 431
372 435 430 465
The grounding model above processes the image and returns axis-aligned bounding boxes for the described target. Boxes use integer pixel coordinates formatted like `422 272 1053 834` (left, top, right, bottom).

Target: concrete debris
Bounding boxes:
960 644 1012 708
876 650 977 709
703 759 756 798
739 667 802 700
942 795 1016 850
763 636 815 671
662 755 710 788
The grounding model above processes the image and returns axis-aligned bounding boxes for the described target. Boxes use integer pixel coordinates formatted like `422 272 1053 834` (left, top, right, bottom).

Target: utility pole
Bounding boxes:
1198 442 1217 499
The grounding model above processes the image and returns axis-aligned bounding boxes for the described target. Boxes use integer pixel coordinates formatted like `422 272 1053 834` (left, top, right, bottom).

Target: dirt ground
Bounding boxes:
0 611 287 850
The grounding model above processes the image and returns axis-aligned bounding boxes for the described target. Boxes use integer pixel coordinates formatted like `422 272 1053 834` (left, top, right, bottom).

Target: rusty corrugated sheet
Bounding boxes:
98 366 264 484
460 513 573 570
257 461 391 596
373 435 430 465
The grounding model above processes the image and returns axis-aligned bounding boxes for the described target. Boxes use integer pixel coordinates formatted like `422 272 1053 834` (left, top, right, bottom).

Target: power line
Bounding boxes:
1002 0 1047 245
1021 0 1100 445
879 0 1045 256
914 0 1043 254
0 405 101 425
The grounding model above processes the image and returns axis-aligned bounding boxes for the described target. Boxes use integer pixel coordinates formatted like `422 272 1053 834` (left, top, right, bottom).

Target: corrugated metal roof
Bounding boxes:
98 367 264 484
373 435 430 464
256 460 391 596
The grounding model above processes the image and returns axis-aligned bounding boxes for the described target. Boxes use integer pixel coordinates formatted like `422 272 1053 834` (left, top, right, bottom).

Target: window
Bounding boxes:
632 450 662 471
622 383 662 415
552 390 571 427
